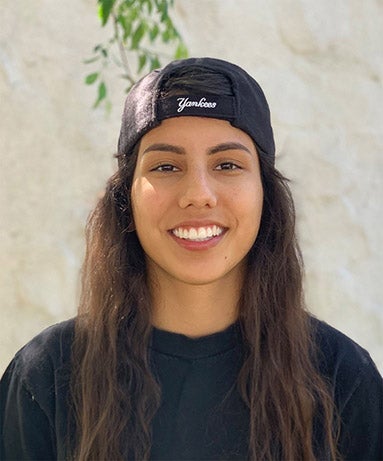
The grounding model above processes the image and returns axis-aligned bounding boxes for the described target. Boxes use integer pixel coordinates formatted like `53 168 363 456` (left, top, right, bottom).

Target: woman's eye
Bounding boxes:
151 164 179 172
215 162 240 171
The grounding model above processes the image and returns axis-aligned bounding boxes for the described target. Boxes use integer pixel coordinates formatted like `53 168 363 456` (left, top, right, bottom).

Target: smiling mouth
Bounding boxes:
171 225 225 242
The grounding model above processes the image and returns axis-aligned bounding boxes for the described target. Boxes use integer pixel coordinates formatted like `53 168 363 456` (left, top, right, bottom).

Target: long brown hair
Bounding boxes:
70 66 339 460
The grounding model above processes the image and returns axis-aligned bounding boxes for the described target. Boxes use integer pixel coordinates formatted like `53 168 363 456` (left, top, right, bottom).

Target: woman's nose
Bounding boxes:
178 169 218 209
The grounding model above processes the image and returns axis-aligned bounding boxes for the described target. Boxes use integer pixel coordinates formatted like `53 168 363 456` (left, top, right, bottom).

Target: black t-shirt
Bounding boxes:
150 322 248 460
1 318 382 460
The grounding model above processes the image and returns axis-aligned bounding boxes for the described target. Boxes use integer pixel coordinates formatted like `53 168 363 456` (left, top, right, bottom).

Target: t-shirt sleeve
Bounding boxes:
314 319 383 460
337 358 383 461
1 359 56 461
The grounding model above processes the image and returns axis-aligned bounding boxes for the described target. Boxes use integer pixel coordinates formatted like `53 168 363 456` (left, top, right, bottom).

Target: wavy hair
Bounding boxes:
70 66 339 460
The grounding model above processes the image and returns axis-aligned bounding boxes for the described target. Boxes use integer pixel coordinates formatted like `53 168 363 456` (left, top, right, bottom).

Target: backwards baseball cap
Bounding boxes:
118 57 275 163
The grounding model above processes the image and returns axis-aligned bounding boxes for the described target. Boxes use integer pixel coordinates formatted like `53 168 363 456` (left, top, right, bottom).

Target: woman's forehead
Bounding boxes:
138 116 257 152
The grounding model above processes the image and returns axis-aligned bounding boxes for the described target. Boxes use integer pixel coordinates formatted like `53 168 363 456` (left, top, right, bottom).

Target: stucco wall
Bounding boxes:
1 0 382 374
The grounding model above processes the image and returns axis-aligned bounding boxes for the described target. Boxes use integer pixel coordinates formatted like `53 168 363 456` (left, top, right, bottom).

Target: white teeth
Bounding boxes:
189 228 198 239
198 228 207 239
172 226 224 241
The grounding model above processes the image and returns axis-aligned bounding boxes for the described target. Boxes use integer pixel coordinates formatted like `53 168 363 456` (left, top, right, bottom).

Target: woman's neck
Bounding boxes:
148 271 243 338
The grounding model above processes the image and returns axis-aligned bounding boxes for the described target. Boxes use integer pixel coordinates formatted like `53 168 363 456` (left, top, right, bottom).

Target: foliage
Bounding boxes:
85 0 188 109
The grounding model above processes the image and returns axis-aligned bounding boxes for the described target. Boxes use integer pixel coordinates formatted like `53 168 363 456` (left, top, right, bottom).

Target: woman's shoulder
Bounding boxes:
1 319 76 460
309 319 383 458
311 317 373 364
310 316 380 376
310 316 382 409
3 318 75 389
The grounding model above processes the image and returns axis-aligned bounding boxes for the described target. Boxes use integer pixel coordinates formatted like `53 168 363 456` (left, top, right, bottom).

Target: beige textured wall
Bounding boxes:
1 0 382 374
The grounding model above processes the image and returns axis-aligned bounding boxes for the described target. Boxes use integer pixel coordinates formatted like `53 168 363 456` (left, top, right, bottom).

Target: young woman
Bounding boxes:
1 57 382 461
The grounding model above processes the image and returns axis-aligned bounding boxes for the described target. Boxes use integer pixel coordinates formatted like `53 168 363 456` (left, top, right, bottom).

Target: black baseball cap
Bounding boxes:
118 57 275 163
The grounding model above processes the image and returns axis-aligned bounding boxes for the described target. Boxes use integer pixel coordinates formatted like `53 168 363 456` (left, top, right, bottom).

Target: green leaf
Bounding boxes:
117 14 132 40
85 72 99 84
99 81 107 98
131 22 146 49
128 6 139 22
94 81 107 107
149 24 159 42
140 0 153 14
165 18 177 40
105 99 112 114
159 1 169 21
138 54 147 72
174 42 188 59
162 29 170 43
150 56 161 70
98 0 117 26
83 56 101 64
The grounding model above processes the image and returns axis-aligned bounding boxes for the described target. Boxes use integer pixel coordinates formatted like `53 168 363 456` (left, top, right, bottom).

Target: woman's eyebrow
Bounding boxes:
142 143 186 155
142 141 252 156
208 142 252 155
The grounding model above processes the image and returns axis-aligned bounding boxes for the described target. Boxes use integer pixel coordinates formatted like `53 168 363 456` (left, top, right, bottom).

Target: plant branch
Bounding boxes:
85 0 188 109
112 12 135 85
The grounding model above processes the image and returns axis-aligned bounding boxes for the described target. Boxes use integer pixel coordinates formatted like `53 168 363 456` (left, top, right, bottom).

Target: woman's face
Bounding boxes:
131 116 263 287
